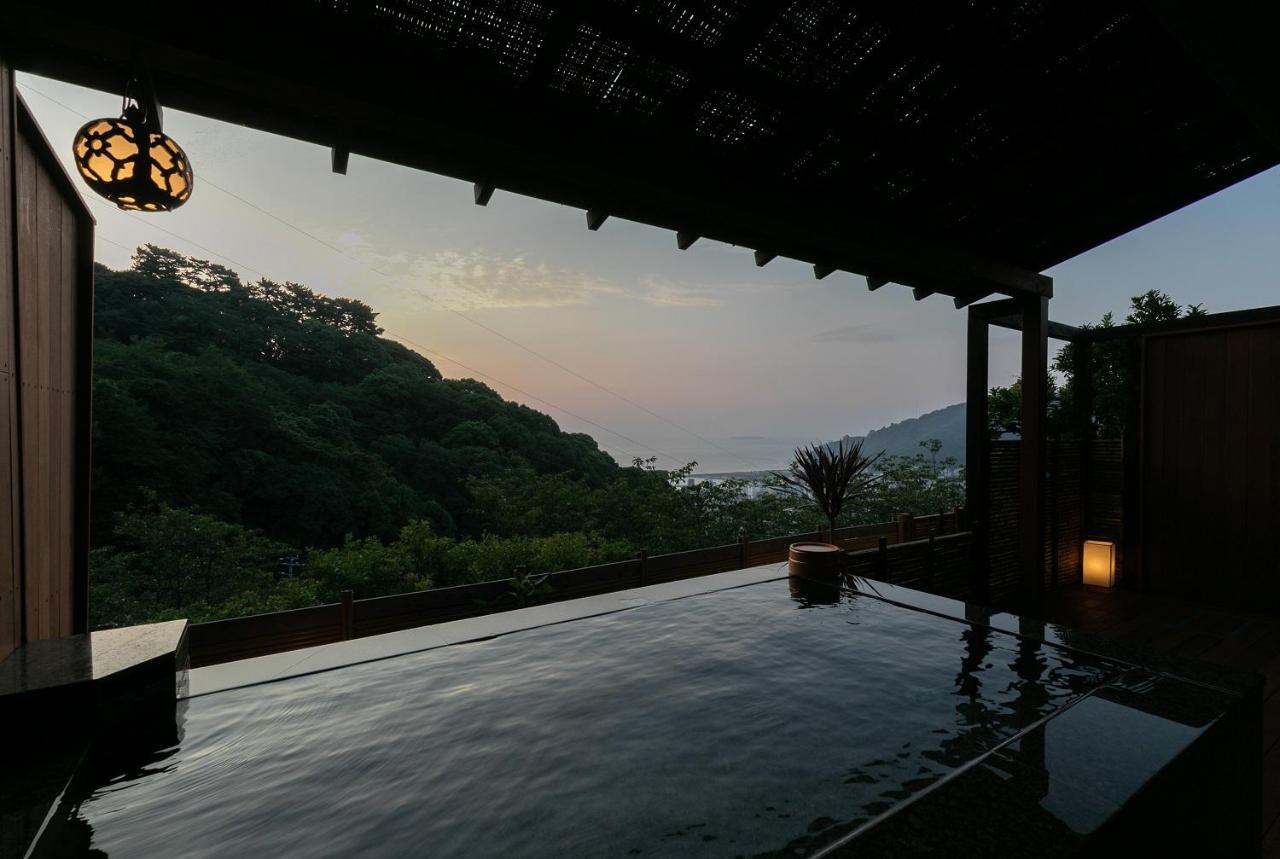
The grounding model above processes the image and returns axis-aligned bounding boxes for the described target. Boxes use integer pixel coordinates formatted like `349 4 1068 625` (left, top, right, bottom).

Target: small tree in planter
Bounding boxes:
776 439 883 542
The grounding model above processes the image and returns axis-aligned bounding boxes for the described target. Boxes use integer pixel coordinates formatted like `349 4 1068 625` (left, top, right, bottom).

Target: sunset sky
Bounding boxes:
21 73 1280 471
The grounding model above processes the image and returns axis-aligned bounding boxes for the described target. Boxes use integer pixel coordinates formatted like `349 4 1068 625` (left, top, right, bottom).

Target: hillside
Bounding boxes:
91 246 621 549
836 403 966 463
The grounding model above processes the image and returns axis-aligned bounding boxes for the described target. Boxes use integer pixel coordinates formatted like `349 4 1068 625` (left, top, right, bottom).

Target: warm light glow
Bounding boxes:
1083 539 1116 587
72 116 193 212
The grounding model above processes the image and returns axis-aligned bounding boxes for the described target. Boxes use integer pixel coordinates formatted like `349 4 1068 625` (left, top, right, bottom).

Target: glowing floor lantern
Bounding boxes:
1083 539 1116 588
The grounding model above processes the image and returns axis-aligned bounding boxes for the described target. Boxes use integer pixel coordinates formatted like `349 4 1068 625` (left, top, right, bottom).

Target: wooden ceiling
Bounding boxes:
5 1 1278 304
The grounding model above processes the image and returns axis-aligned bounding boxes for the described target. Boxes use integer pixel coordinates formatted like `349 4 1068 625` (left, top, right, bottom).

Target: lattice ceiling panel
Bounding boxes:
292 0 1279 270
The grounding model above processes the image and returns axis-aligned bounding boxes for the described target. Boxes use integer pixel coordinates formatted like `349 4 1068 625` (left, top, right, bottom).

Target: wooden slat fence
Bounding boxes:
847 531 974 600
189 511 963 667
987 438 1122 604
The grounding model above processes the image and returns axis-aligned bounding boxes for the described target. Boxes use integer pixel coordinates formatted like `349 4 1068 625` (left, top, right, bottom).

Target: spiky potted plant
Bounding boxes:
776 439 882 580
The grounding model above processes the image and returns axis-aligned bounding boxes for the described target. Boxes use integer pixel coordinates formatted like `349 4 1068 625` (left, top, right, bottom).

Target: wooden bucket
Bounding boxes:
788 542 845 581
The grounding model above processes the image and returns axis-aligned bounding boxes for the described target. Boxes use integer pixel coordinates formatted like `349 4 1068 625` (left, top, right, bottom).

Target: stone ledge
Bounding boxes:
0 620 188 859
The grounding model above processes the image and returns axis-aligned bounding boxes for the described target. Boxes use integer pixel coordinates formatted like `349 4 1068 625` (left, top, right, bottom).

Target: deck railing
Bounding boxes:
189 510 968 667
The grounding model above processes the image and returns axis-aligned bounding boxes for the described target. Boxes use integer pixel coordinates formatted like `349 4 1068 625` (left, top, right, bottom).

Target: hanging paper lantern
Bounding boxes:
72 79 193 212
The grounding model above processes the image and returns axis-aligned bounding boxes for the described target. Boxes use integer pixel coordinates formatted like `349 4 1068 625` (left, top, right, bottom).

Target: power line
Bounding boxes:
16 82 86 119
86 197 271 280
23 79 742 470
96 233 134 253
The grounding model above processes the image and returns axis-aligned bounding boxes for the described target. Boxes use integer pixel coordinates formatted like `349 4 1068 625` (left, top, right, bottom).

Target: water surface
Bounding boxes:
71 579 1118 857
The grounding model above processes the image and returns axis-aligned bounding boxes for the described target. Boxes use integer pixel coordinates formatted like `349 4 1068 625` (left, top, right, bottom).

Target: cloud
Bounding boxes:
811 324 897 344
331 232 759 311
634 276 724 308
331 233 625 309
393 249 623 309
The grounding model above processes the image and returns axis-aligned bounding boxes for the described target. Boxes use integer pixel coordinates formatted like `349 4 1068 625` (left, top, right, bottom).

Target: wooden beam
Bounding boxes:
965 306 990 604
676 231 698 250
473 181 495 206
586 210 608 231
331 146 349 175
753 250 776 267
969 298 1022 320
813 264 836 280
1019 294 1049 606
866 276 888 291
912 287 934 301
953 290 992 309
0 8 1054 300
988 314 1084 342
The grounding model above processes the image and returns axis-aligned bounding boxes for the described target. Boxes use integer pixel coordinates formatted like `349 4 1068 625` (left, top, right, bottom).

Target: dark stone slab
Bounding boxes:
0 620 187 695
811 578 1264 857
826 669 1261 856
0 621 188 859
845 575 1262 697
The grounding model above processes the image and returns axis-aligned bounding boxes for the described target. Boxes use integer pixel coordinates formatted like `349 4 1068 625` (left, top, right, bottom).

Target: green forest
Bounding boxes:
90 246 964 627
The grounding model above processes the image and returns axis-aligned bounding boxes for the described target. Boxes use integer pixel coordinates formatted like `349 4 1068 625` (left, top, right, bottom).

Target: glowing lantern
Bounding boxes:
72 75 192 212
1083 540 1116 588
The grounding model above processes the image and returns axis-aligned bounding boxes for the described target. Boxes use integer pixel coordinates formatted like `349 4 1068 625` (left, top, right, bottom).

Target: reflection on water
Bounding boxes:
788 576 840 606
59 580 1120 858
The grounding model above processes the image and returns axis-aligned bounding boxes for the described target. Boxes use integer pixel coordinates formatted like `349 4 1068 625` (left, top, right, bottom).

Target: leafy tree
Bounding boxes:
855 440 965 523
91 501 289 627
91 248 619 549
986 289 1204 439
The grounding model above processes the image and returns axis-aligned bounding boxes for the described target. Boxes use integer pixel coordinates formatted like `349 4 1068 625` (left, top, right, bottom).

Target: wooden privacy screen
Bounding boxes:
1141 320 1280 609
985 439 1123 605
0 64 94 661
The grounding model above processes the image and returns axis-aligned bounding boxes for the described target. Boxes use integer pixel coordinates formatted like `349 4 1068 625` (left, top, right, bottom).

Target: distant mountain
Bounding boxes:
695 403 969 480
835 403 966 464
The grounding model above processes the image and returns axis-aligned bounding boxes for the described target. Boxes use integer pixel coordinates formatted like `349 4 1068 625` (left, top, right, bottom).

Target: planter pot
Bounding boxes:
788 542 845 581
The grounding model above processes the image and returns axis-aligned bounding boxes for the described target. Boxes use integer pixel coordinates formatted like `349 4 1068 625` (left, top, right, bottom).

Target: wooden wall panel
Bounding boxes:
13 112 81 641
0 60 16 661
1141 322 1280 609
0 83 93 654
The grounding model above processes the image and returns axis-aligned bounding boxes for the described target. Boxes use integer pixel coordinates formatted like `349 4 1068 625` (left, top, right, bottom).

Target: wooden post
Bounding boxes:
966 307 991 602
896 512 914 544
1049 437 1059 590
925 534 936 591
738 534 749 569
877 536 888 580
1122 336 1144 591
339 590 354 640
637 549 649 585
1020 294 1049 606
1075 340 1094 558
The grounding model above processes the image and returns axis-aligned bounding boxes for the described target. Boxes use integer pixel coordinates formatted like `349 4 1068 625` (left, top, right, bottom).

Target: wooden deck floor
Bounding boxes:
1036 585 1280 855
